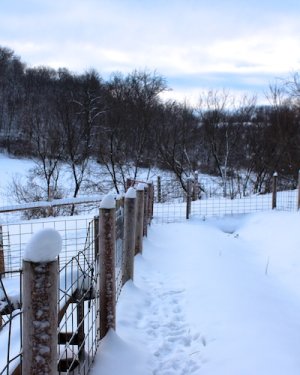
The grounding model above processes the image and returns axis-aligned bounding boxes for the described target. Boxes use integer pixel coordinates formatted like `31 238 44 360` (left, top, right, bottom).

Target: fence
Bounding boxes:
0 171 299 373
152 172 300 223
0 182 154 374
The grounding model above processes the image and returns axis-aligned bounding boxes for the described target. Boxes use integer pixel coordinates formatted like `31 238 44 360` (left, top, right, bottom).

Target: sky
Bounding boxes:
1 0 300 105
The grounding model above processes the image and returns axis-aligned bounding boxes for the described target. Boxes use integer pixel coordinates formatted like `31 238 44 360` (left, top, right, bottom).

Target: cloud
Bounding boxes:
1 0 300 102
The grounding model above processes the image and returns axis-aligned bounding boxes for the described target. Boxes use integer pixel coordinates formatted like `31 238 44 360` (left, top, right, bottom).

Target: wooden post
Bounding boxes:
22 259 58 374
157 176 162 203
186 178 192 219
126 178 133 191
272 172 278 210
0 225 4 275
123 188 136 285
135 186 144 255
193 171 199 201
147 182 153 224
143 185 149 237
297 170 300 210
150 183 155 220
99 195 116 339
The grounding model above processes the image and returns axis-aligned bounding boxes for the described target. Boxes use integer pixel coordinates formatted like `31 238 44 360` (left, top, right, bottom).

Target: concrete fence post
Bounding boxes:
99 194 116 340
297 170 300 210
186 178 192 219
272 172 278 210
157 176 162 203
0 225 4 275
123 188 136 285
135 185 144 255
143 185 149 237
22 229 62 375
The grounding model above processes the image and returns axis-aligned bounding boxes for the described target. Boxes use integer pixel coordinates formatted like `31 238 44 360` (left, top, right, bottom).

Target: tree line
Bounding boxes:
1 45 300 205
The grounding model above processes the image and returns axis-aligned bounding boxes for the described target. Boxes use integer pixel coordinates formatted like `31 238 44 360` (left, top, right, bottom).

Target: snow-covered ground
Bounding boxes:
91 211 300 375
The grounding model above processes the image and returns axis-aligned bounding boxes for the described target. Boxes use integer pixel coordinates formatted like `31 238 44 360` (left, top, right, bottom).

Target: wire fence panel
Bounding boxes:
0 217 99 375
58 218 98 374
152 176 299 223
2 216 95 273
0 270 23 375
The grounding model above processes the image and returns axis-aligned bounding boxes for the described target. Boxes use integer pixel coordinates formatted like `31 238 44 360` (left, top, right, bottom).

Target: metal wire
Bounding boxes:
0 270 23 375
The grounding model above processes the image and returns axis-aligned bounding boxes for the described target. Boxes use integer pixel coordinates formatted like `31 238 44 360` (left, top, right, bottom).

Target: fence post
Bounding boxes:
186 178 192 219
143 185 149 237
123 188 136 285
99 194 116 339
0 225 4 275
157 176 162 203
135 184 144 255
147 182 154 224
272 172 278 209
126 178 133 191
193 171 200 201
22 229 62 375
297 170 300 210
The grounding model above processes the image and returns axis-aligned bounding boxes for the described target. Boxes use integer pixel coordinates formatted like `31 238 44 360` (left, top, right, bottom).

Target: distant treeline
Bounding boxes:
1 45 300 197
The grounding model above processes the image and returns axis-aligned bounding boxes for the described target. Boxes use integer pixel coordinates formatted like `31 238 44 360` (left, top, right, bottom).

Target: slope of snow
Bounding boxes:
91 211 300 375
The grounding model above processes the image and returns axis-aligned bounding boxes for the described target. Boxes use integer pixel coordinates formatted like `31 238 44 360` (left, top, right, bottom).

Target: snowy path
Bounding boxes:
91 212 300 375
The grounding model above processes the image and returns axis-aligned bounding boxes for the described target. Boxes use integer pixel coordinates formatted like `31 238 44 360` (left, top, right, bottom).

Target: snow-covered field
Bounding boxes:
91 212 300 375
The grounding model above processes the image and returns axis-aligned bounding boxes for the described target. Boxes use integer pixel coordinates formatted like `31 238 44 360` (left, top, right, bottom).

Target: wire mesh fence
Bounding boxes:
1 216 95 273
58 217 98 374
0 195 130 374
0 175 297 373
0 270 23 375
152 176 299 223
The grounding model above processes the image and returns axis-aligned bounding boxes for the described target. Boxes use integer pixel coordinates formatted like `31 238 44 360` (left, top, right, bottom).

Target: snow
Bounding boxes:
125 187 136 199
100 194 116 209
137 183 146 191
23 228 62 262
91 211 300 375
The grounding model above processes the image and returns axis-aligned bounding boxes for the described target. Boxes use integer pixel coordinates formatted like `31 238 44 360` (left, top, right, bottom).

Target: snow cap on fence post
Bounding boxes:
125 186 137 199
23 228 62 262
22 228 62 375
100 193 116 209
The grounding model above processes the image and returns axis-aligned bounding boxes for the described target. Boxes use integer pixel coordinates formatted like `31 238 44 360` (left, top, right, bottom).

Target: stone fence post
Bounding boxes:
123 188 136 285
135 184 145 255
98 194 116 340
22 228 62 375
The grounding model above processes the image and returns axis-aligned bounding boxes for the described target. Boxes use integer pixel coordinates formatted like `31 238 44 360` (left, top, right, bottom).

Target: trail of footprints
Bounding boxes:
137 278 208 375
